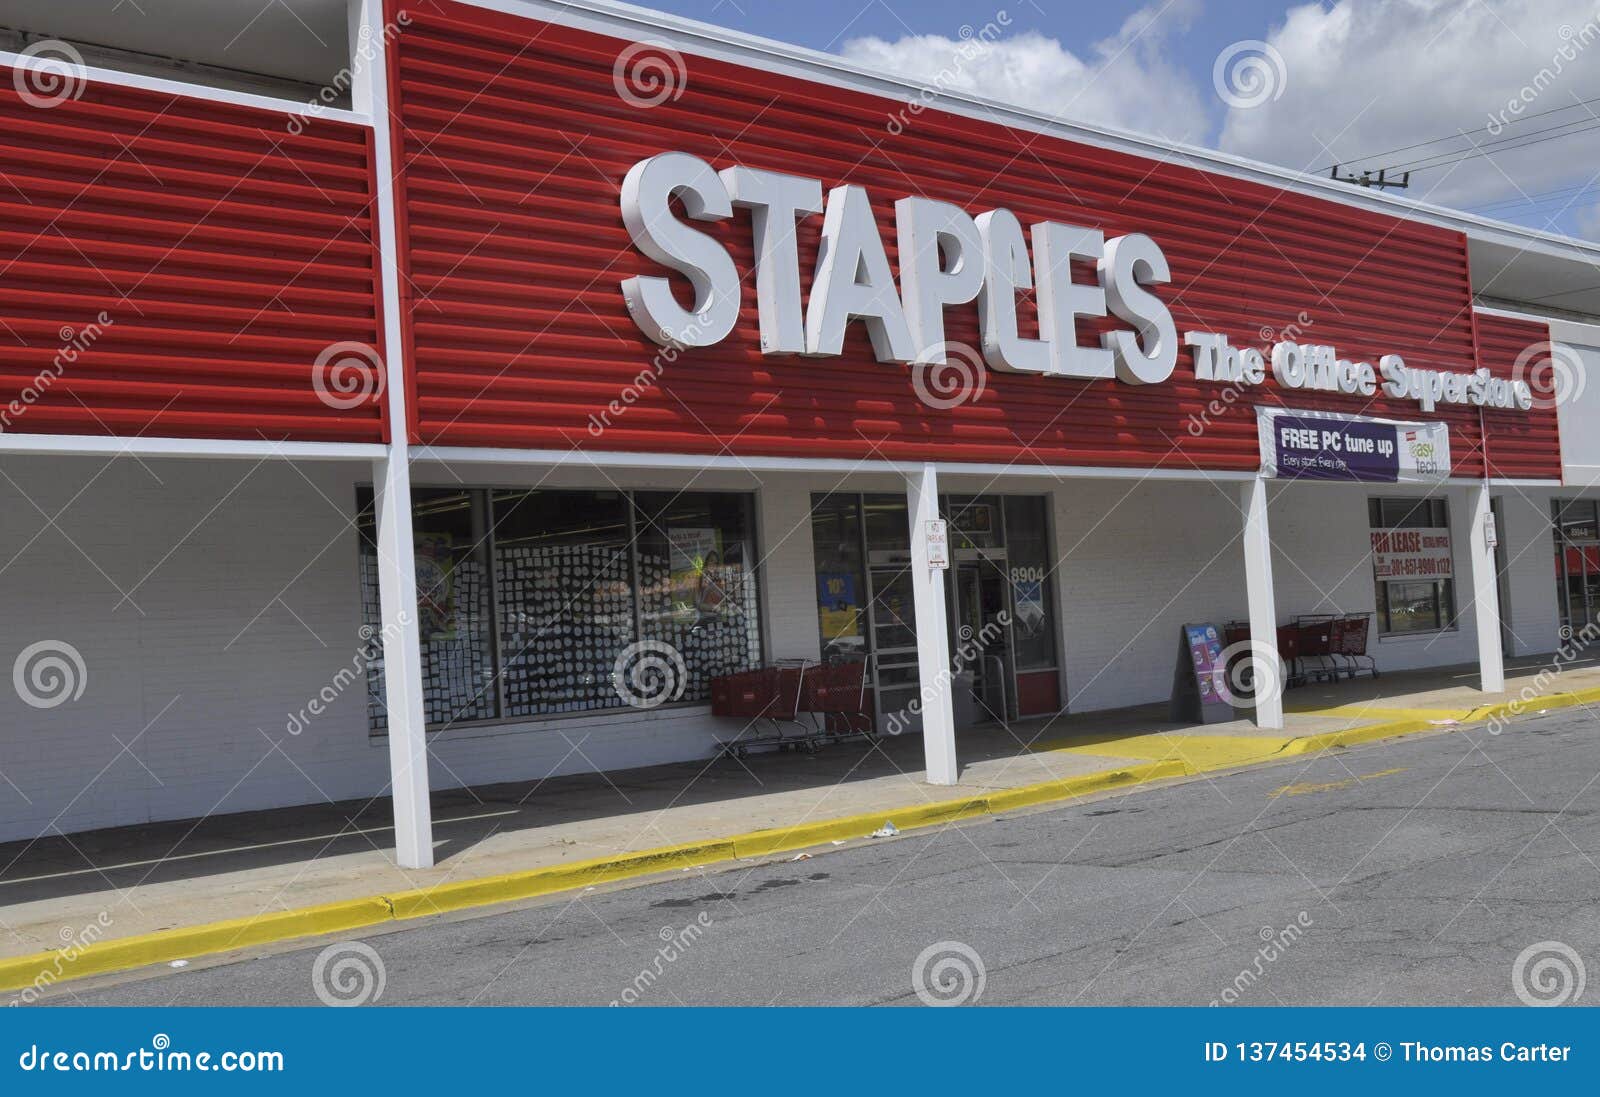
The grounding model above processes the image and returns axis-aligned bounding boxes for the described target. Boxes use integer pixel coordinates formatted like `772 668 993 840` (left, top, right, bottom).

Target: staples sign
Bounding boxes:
617 152 1177 383
617 152 1532 415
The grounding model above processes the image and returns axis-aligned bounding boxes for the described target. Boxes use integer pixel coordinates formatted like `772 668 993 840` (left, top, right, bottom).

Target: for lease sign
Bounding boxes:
1371 528 1454 580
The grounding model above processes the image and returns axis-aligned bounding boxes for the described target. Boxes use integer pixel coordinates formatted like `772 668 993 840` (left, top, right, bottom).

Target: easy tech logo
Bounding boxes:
1406 434 1439 474
1408 440 1436 459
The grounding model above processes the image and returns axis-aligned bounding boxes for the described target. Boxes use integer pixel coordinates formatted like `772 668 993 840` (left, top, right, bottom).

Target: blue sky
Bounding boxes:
634 0 1600 240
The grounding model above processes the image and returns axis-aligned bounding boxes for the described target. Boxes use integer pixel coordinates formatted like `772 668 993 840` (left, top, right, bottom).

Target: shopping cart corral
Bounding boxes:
1223 613 1377 692
710 658 876 759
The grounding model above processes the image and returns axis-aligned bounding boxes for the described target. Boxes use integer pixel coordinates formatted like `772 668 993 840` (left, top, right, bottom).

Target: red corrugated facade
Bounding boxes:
385 0 1561 479
0 68 386 442
1473 312 1562 478
0 3 1566 478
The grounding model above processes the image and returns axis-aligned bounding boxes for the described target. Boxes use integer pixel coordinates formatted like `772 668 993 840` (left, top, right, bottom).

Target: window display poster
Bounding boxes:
667 527 721 623
414 533 458 642
817 571 862 642
1370 527 1453 580
1008 566 1046 637
668 527 718 574
696 563 734 620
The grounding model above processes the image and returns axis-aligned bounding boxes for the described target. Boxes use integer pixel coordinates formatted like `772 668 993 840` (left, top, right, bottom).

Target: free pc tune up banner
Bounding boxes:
1257 408 1451 483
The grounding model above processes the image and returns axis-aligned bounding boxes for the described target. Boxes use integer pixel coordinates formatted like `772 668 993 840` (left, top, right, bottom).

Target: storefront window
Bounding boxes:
867 567 919 651
491 489 635 718
1551 499 1600 637
861 495 917 651
812 494 922 730
1555 499 1599 542
358 488 499 731
947 496 1002 550
1003 496 1058 671
634 492 763 704
359 486 761 732
862 494 911 560
812 495 867 659
1368 497 1456 634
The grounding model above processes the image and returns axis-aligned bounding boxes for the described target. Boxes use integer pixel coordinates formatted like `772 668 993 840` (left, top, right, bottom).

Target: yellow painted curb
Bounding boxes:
7 678 1597 996
0 895 392 996
387 838 738 921
1285 703 1471 721
984 760 1191 812
1043 732 1296 772
1286 680 1600 758
731 797 989 859
1465 684 1600 728
1282 717 1439 755
0 760 1198 994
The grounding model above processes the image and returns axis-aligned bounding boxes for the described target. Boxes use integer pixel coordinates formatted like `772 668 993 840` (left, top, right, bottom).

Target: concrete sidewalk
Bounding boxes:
3 656 1598 984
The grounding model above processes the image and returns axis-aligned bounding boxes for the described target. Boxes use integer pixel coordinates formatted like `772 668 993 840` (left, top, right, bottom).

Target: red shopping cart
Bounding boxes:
1330 613 1377 679
1223 614 1375 689
712 657 880 758
1276 623 1303 687
1222 621 1300 696
711 661 812 758
1292 615 1343 683
801 657 874 740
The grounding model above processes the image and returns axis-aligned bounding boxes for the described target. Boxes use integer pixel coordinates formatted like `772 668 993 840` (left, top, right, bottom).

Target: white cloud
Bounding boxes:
834 0 1600 235
837 3 1210 145
1576 201 1600 240
1217 0 1600 225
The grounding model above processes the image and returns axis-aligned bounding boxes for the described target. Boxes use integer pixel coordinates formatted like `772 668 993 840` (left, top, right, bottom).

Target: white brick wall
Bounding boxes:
755 473 825 663
1499 488 1563 656
0 455 384 841
1050 478 1247 712
0 456 1576 843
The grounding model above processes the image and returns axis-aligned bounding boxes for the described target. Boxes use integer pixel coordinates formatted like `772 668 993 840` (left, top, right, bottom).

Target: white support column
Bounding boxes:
373 454 434 868
907 464 958 785
352 0 434 868
1467 482 1506 693
1240 477 1285 729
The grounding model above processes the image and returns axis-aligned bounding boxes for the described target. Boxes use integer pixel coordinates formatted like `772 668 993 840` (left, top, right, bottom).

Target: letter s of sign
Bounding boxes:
620 153 740 349
1099 233 1177 384
1378 354 1409 401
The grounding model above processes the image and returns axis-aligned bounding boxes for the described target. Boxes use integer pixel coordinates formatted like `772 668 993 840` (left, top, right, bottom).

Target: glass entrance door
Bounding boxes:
1558 541 1600 635
811 491 1061 734
1553 500 1600 640
951 559 1012 725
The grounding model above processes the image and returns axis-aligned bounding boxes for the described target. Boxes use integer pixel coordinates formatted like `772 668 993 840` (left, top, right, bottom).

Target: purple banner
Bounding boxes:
1257 409 1449 483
